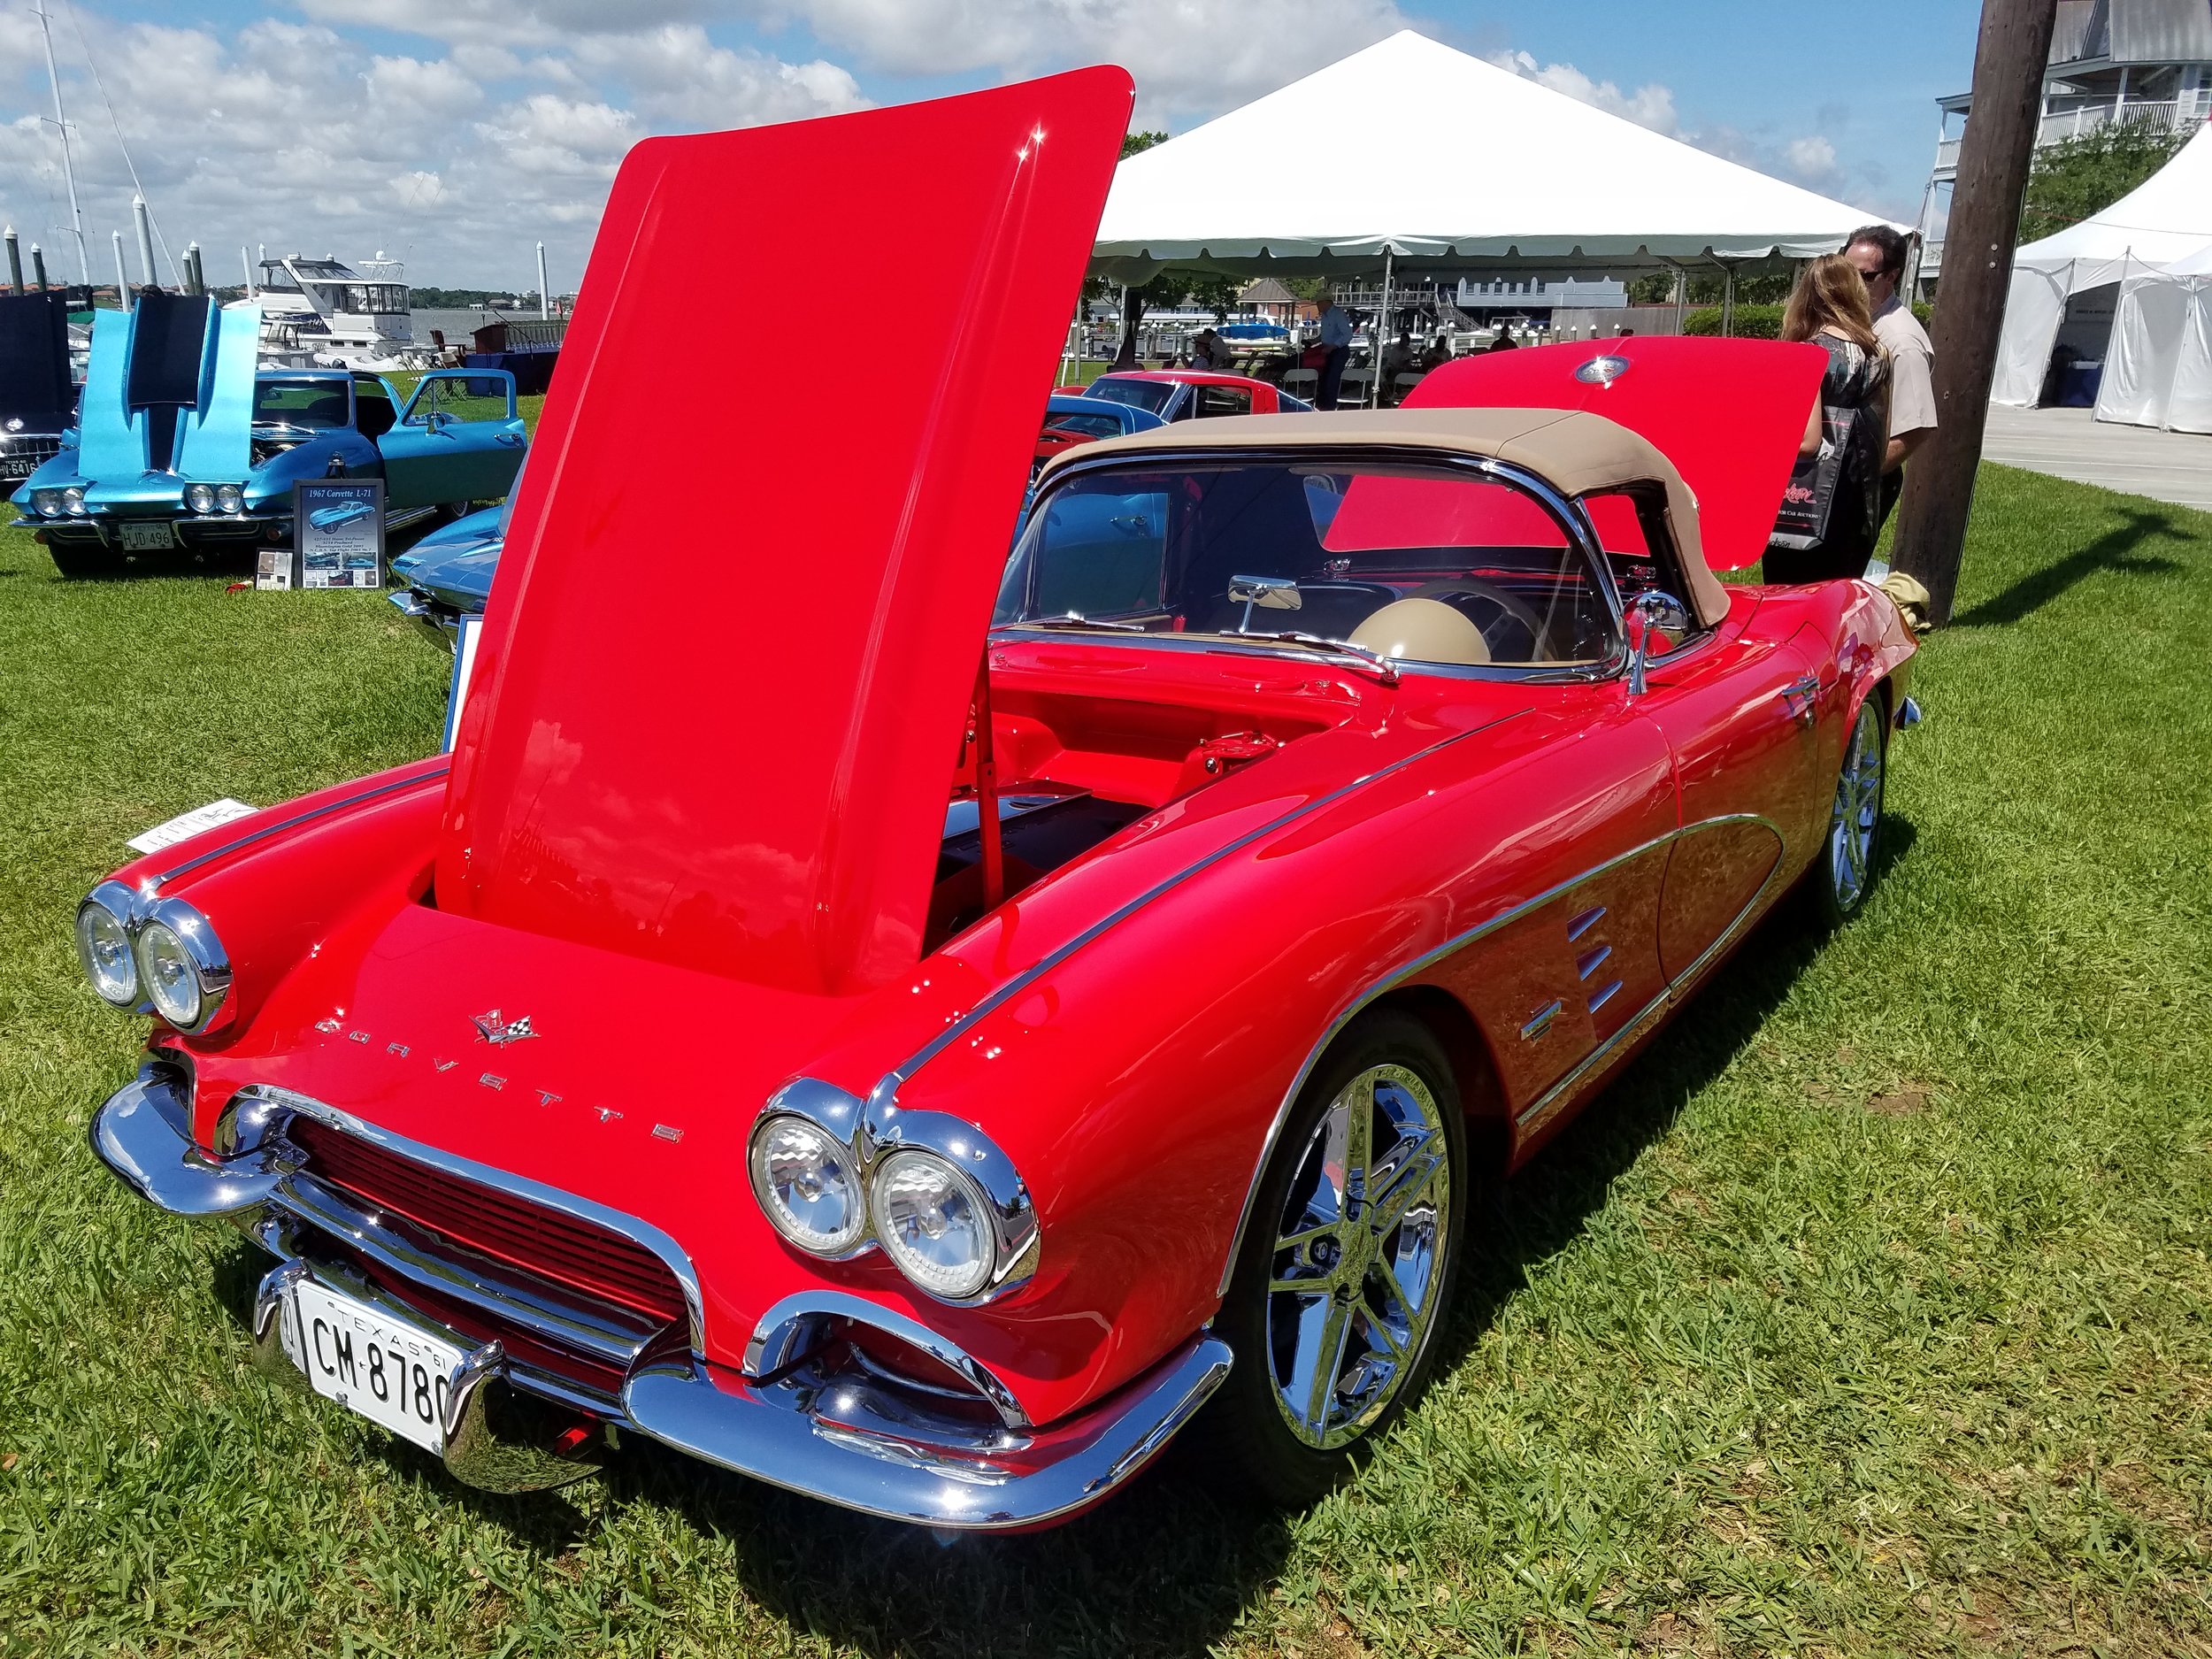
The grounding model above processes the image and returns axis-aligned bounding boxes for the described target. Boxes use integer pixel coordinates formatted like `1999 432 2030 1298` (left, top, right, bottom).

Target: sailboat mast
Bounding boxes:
33 1 89 287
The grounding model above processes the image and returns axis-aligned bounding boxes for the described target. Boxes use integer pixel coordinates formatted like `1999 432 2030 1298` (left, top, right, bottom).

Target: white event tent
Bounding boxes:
2095 239 2212 432
1991 123 2212 415
1090 31 1892 284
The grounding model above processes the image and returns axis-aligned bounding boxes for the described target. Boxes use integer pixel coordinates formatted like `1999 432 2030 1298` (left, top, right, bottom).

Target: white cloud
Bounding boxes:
1784 134 1845 193
570 27 866 132
298 0 715 48
367 56 488 123
1487 47 1879 210
799 0 1407 126
0 4 869 288
1486 49 1678 134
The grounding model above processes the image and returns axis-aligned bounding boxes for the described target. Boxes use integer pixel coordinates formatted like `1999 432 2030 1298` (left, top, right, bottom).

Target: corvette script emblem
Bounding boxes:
472 1009 539 1046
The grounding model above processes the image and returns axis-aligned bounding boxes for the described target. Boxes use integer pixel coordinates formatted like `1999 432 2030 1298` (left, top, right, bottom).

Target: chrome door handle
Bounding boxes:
1778 674 1820 726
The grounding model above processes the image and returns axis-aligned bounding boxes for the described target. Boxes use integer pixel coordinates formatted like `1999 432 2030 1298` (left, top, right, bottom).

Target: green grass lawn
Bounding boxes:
3 464 2209 1656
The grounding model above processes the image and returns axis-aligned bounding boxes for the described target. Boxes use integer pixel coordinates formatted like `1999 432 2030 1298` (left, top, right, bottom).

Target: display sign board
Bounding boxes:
292 479 386 589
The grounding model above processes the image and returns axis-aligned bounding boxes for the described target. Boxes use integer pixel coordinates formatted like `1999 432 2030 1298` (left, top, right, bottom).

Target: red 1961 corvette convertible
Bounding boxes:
79 68 1917 1529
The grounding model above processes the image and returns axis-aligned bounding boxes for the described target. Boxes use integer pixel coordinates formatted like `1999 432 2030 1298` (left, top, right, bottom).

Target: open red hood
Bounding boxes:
437 68 1133 996
1405 337 1828 570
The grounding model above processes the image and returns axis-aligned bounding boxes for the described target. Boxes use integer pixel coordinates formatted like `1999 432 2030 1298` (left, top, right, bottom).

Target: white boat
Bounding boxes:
248 253 429 372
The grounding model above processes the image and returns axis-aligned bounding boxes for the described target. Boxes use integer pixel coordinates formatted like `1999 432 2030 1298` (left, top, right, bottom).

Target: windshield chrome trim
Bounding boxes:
1007 444 1631 682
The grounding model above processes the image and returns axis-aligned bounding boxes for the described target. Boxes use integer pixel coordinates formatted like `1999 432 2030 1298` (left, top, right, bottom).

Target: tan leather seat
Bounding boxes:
1348 597 1492 666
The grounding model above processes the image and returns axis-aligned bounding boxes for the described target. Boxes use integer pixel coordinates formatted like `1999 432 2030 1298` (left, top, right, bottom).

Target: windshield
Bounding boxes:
1084 377 1176 415
996 457 1620 671
253 380 352 429
1043 410 1127 439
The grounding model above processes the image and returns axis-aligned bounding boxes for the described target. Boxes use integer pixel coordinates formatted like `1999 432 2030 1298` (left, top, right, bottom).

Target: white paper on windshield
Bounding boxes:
127 798 257 855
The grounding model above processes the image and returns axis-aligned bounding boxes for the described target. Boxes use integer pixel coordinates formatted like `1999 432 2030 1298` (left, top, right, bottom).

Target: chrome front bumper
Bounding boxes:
89 1068 1232 1528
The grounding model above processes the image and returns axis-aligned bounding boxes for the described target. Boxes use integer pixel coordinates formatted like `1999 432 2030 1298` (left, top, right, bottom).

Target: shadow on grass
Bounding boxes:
1951 507 2188 629
41 545 260 584
1446 816 1912 1367
201 820 1918 1659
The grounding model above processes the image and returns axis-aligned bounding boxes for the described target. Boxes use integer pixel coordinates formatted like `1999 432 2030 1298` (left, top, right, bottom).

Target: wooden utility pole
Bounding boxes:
1892 0 2060 626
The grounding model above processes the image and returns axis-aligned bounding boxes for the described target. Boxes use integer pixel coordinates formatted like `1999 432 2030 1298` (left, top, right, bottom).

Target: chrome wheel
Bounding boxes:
1265 1064 1451 1450
1827 701 1886 913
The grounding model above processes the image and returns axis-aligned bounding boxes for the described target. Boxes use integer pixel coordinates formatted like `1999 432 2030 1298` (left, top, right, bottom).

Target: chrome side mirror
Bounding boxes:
1228 573 1302 633
1624 590 1693 695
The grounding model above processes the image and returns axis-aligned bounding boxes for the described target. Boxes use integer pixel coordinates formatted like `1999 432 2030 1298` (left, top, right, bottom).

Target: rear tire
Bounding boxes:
1813 695 1888 926
1208 1009 1467 1505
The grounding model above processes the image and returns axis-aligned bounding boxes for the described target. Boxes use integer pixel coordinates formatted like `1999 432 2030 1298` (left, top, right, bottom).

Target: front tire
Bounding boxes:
1816 695 1888 925
1209 1010 1467 1505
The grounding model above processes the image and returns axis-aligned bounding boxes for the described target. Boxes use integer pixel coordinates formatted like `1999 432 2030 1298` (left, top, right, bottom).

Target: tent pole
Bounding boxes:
1721 265 1736 337
1375 248 1393 406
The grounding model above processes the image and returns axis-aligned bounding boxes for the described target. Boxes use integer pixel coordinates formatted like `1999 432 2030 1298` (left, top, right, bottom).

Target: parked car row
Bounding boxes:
70 72 1918 1535
388 373 1302 639
7 291 526 580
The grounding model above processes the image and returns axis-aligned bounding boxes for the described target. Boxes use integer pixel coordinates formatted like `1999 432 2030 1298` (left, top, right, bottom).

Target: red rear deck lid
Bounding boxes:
1405 336 1828 570
437 68 1133 996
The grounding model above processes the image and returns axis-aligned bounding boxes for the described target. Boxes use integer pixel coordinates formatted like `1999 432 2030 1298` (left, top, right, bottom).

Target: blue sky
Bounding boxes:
0 0 1982 290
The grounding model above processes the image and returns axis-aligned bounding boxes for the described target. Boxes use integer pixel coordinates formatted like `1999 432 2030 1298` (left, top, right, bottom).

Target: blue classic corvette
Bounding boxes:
388 502 506 635
388 392 1154 639
11 292 526 579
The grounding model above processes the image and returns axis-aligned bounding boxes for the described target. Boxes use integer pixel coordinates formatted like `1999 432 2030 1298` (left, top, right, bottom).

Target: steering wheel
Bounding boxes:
1406 579 1550 660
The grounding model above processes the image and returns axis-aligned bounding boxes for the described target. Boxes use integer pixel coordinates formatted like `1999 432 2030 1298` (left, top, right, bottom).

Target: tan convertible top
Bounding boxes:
1038 407 1730 629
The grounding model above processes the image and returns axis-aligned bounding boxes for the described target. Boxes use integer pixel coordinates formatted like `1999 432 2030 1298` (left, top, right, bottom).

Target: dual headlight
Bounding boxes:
184 484 245 515
747 1108 1033 1303
73 882 233 1033
30 488 87 518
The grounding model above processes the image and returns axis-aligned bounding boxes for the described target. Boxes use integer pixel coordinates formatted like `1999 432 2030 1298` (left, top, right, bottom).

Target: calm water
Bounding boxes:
410 307 550 344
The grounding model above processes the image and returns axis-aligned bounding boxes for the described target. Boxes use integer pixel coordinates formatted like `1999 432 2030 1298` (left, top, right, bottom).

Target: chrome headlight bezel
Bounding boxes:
214 483 244 514
74 880 142 1006
77 886 233 1033
869 1147 997 1302
746 1079 1040 1306
747 1113 870 1258
184 483 217 515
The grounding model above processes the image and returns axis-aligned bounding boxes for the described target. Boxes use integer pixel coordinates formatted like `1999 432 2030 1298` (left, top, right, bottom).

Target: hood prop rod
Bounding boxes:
971 650 1004 914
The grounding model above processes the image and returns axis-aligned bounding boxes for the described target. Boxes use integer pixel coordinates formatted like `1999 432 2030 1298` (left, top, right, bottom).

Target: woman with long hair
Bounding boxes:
1767 254 1892 583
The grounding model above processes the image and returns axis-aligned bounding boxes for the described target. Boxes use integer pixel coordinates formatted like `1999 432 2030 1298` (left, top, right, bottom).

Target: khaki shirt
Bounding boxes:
1874 296 1936 438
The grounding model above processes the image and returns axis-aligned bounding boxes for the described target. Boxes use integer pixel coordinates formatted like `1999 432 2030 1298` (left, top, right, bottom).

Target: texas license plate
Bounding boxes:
0 456 32 480
280 1279 467 1455
119 521 175 550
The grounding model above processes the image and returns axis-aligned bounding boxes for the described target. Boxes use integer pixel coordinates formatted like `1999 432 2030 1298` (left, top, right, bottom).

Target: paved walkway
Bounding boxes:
1980 405 2212 513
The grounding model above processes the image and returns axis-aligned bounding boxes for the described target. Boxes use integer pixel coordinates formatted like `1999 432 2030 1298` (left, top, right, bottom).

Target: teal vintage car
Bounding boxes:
11 292 526 579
